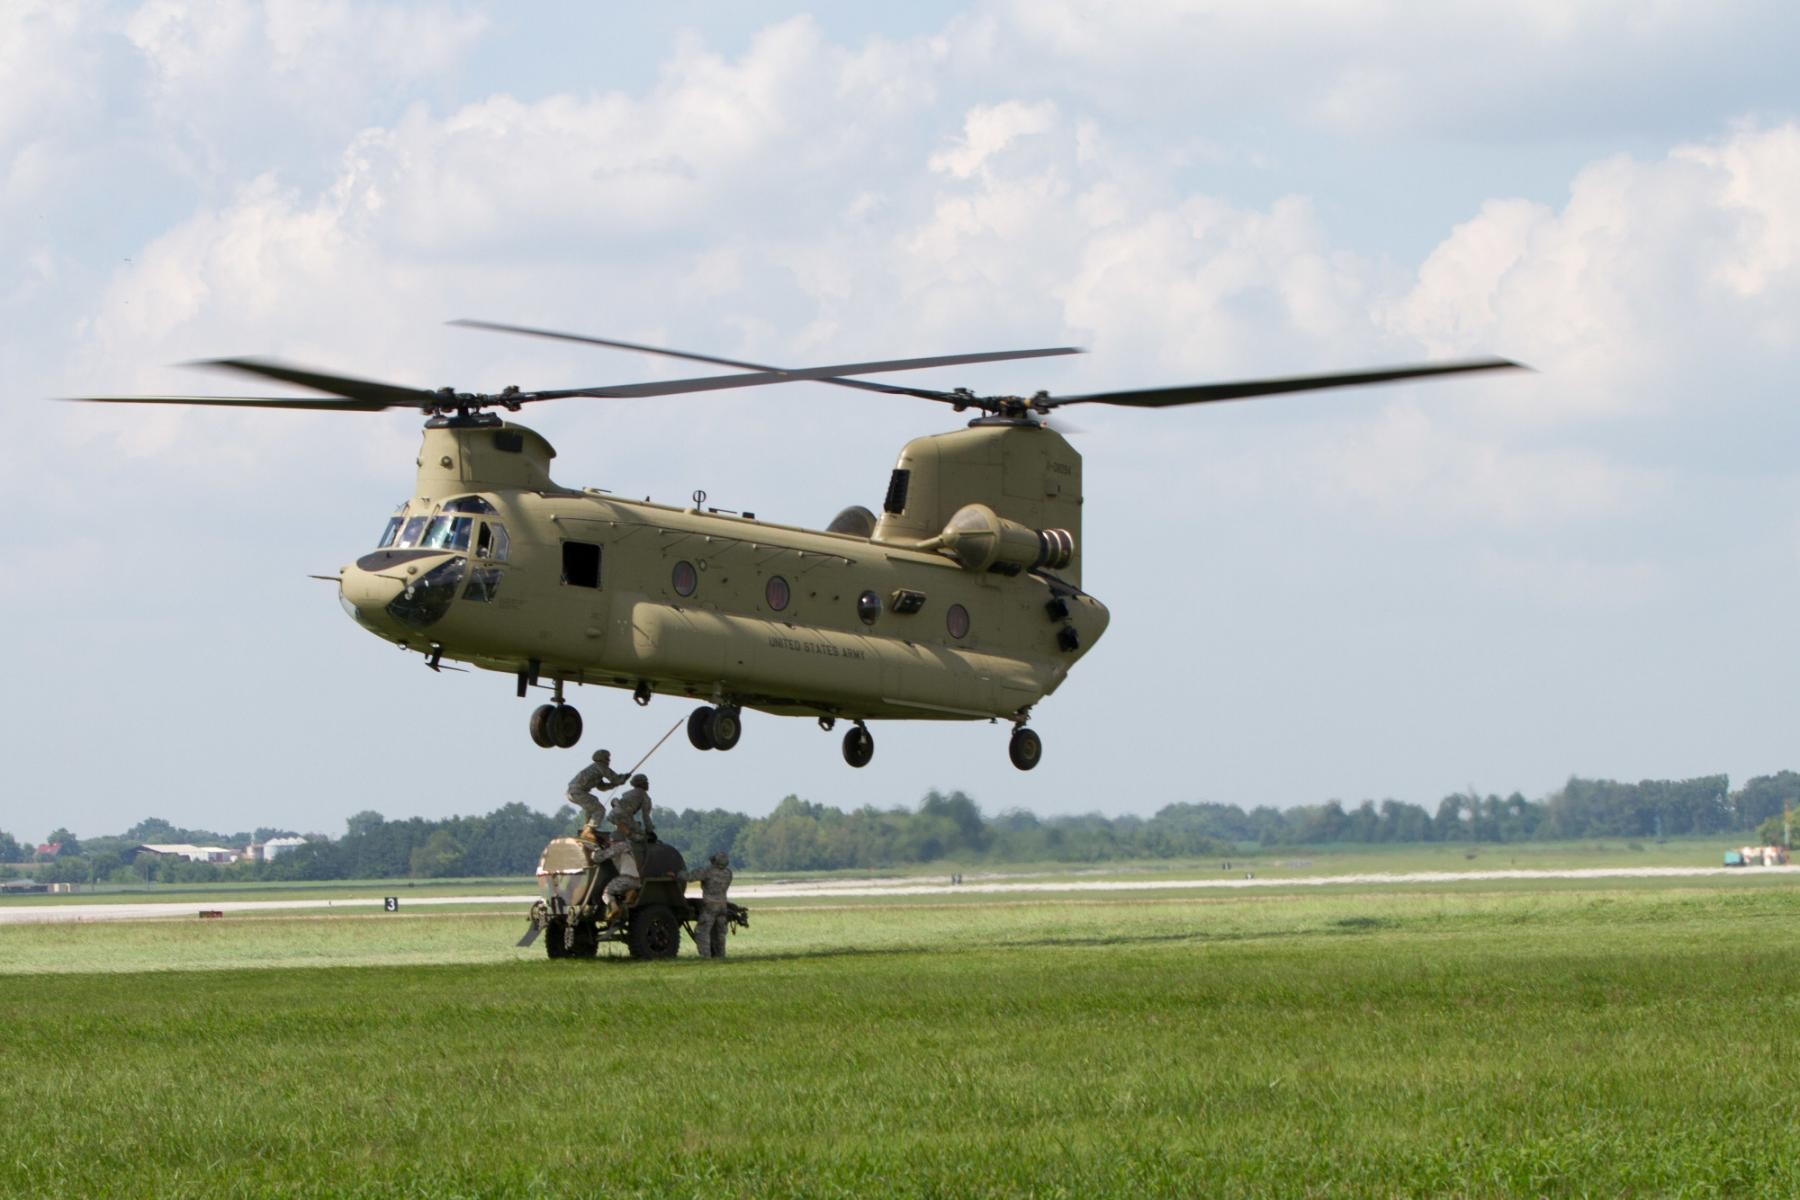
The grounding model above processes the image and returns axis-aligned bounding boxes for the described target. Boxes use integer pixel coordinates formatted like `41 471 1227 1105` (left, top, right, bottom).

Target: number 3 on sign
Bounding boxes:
384 897 399 912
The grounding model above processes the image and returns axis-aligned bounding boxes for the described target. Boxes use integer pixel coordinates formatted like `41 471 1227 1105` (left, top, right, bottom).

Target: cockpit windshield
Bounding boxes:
375 498 503 553
442 496 497 514
394 515 429 548
421 515 474 552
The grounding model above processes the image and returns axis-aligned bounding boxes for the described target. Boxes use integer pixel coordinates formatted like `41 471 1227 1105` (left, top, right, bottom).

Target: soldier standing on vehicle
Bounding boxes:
683 851 734 958
596 835 641 926
566 750 628 833
609 774 656 839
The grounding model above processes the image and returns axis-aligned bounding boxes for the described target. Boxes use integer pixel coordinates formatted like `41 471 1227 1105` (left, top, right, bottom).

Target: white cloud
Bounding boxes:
0 1 102 157
1387 123 1800 425
928 99 1058 179
987 0 1800 139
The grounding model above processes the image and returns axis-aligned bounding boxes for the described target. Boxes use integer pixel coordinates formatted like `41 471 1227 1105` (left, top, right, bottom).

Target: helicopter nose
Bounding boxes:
339 550 470 632
338 564 407 632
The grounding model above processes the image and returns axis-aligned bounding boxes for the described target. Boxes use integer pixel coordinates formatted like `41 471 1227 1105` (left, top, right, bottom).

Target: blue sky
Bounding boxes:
5 0 1798 840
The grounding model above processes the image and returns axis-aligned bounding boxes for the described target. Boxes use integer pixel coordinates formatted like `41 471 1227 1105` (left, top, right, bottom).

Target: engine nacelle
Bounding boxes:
931 504 1075 574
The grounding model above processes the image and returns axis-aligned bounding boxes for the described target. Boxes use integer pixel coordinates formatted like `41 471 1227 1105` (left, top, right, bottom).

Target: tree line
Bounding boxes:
4 771 1795 884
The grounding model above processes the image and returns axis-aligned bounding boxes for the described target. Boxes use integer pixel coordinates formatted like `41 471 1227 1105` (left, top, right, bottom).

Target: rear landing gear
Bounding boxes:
529 703 582 749
842 723 874 768
709 706 742 751
686 704 743 752
1008 726 1042 771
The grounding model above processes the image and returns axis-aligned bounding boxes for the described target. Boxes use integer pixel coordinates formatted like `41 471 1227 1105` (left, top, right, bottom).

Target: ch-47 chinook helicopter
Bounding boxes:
79 321 1521 770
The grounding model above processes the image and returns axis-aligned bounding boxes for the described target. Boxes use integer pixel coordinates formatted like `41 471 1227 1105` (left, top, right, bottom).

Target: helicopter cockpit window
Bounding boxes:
464 567 502 603
442 496 497 514
421 516 474 552
395 515 429 548
475 522 511 562
376 516 403 549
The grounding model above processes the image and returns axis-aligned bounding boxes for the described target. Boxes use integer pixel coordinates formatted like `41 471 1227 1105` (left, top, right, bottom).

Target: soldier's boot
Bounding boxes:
602 899 622 927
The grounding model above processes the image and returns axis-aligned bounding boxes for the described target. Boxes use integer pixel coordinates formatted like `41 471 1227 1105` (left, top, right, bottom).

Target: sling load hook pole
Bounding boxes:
624 719 684 778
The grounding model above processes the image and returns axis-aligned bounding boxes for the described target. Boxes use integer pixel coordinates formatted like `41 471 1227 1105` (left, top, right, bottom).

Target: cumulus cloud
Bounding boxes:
928 100 1058 178
1387 123 1800 424
985 0 1800 140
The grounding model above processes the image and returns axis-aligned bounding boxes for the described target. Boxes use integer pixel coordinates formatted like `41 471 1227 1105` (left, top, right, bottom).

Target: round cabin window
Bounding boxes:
766 575 791 612
856 590 881 625
672 560 698 597
946 603 970 639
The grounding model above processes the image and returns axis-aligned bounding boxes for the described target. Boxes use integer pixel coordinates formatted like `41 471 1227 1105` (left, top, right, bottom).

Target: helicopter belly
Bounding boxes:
620 601 1047 719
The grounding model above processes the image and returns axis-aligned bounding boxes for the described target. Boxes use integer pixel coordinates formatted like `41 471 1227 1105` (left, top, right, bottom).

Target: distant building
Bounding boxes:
261 837 308 861
135 843 239 865
34 842 62 860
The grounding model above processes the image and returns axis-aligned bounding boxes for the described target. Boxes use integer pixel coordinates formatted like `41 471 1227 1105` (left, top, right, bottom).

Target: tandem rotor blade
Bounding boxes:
1043 358 1528 410
196 358 445 409
453 318 1082 405
69 393 400 411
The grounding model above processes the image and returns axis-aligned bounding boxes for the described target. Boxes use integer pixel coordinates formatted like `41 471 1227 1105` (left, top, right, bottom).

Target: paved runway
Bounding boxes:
0 865 1790 925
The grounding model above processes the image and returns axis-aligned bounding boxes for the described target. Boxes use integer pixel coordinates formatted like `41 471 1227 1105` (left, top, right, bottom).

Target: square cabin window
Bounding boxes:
562 541 601 588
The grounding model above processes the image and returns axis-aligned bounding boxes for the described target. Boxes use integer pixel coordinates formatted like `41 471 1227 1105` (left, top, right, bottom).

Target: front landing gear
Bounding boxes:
1008 726 1042 771
686 704 743 752
842 723 874 768
529 703 582 749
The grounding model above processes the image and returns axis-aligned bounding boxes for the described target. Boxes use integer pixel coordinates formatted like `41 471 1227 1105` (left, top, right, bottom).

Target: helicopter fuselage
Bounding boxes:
336 420 1110 739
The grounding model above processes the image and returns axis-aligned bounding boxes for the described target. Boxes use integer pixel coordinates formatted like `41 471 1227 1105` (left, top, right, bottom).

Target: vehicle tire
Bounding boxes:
687 705 716 751
551 704 583 749
529 704 558 748
544 916 569 958
842 725 874 768
1008 727 1043 772
569 918 599 958
708 706 742 751
627 905 681 960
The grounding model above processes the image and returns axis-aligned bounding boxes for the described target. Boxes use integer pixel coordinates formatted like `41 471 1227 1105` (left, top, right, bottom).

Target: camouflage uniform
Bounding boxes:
595 837 641 922
609 781 656 838
683 854 734 958
566 753 628 830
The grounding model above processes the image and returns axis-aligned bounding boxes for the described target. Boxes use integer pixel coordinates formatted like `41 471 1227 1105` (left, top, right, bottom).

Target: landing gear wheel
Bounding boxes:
842 724 874 768
550 704 582 749
628 905 681 960
708 706 742 751
543 916 569 958
1008 726 1043 772
529 704 558 749
687 705 716 751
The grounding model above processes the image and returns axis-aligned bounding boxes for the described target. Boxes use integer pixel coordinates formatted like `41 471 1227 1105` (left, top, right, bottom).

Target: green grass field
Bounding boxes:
4 874 1798 1197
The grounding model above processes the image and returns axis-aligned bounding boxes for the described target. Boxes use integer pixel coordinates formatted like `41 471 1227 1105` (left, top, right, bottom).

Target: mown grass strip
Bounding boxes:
2 885 1797 1196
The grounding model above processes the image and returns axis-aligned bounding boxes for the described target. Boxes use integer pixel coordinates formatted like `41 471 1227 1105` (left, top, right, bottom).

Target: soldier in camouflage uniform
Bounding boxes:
608 774 656 839
595 835 641 926
566 750 628 835
683 851 734 958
